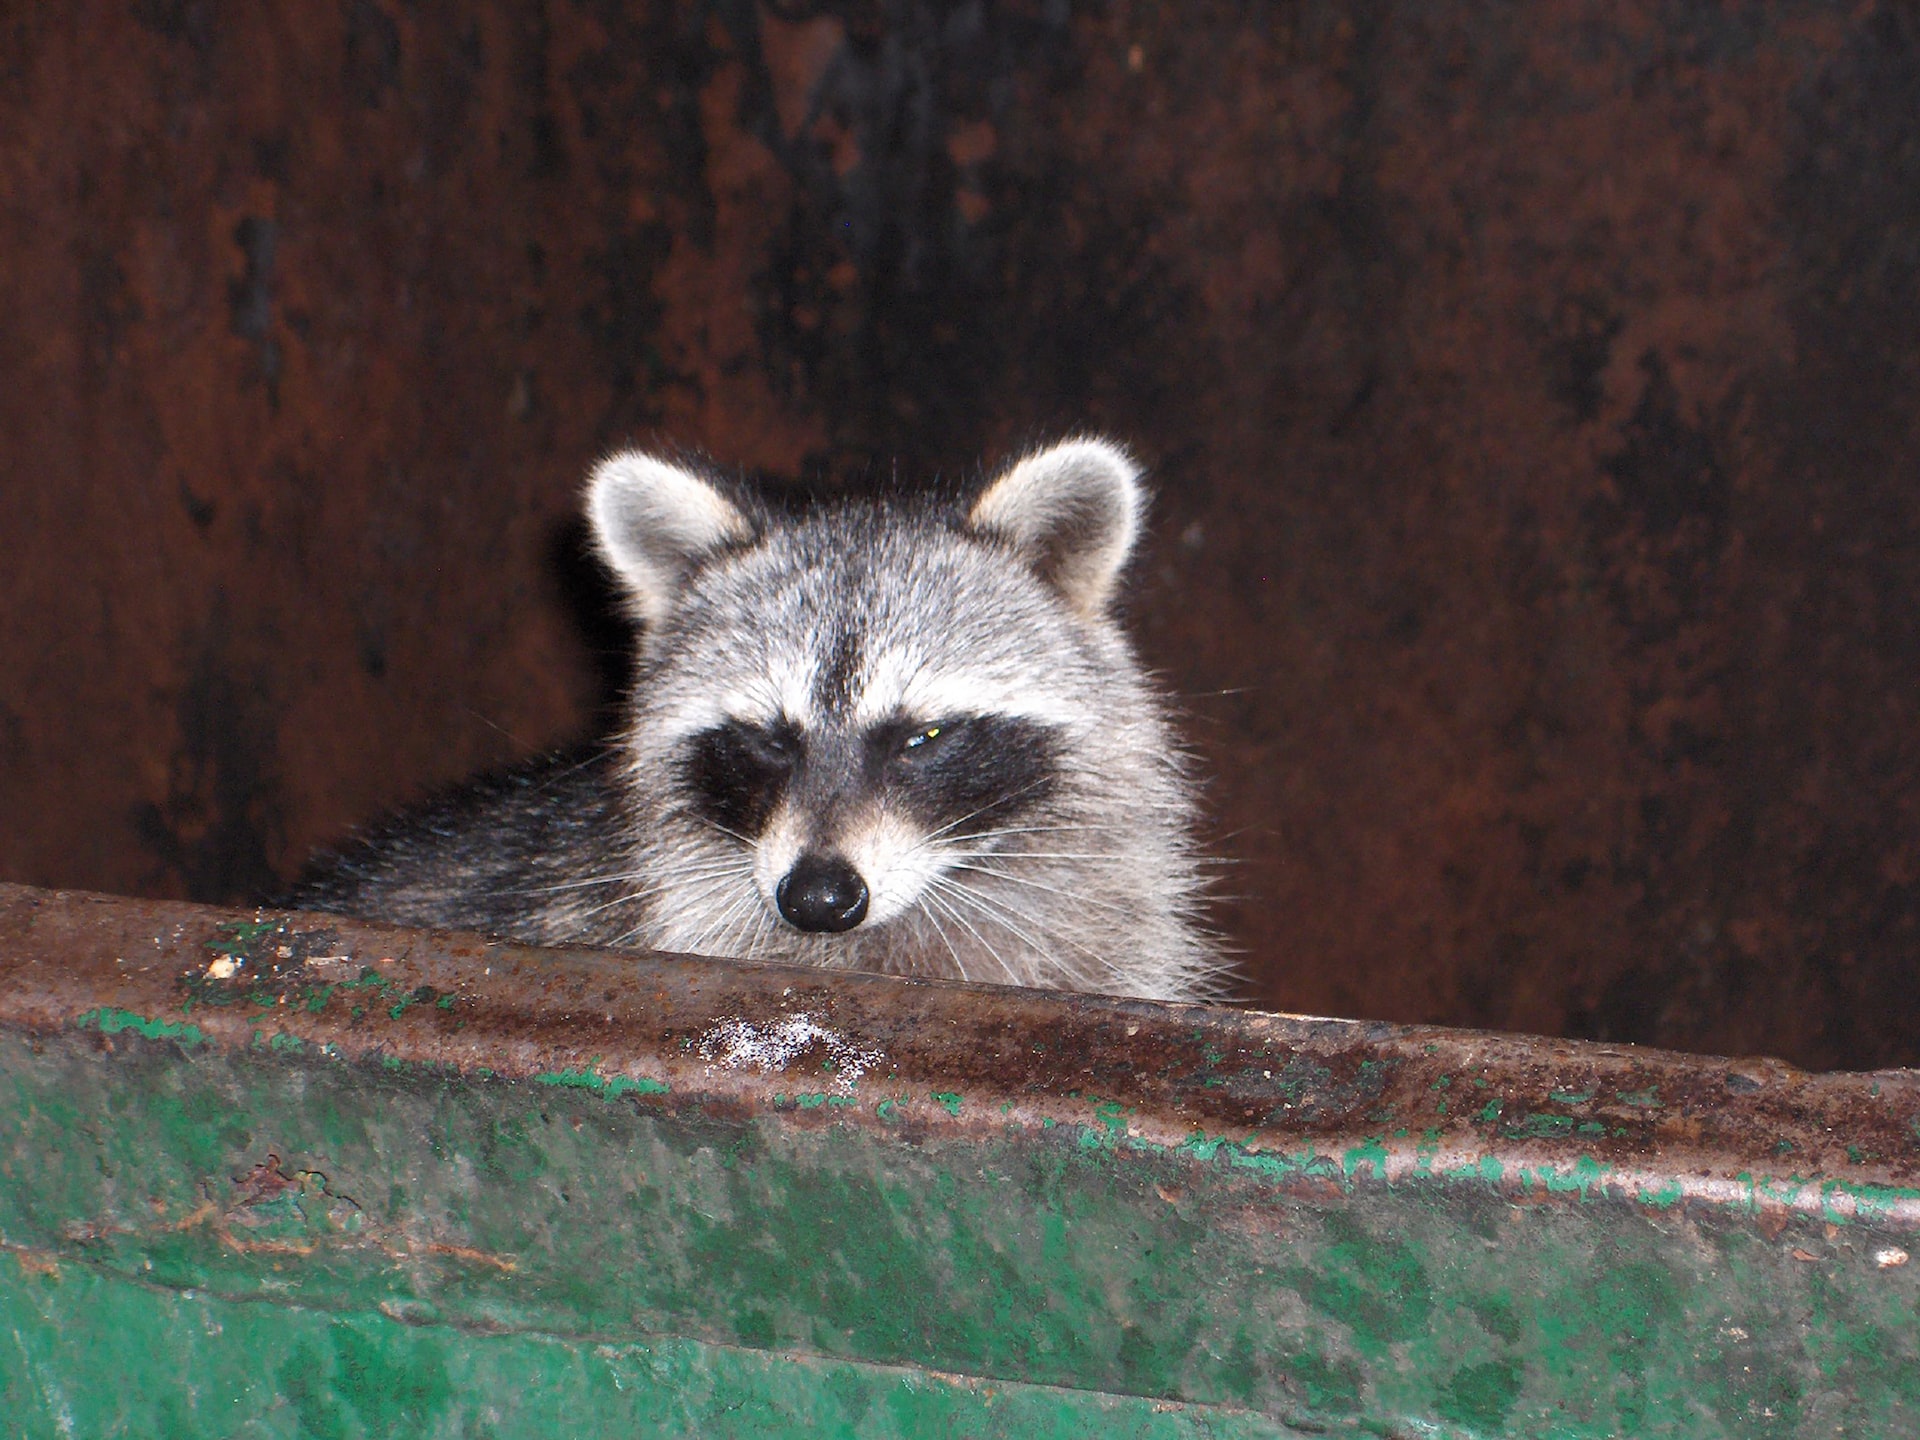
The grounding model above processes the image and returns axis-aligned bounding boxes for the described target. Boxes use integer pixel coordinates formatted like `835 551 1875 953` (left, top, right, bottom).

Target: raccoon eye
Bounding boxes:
880 712 1063 838
739 721 801 768
682 718 800 838
899 722 948 756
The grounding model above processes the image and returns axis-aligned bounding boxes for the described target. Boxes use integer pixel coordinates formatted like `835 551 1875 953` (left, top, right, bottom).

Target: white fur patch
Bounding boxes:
752 804 806 910
649 658 818 745
841 810 944 925
852 648 1077 728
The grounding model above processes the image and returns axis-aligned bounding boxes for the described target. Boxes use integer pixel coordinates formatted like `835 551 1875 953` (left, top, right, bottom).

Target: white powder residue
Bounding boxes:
696 1013 883 1093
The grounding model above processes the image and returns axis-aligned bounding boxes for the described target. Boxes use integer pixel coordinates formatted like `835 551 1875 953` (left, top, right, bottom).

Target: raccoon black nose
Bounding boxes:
776 854 870 933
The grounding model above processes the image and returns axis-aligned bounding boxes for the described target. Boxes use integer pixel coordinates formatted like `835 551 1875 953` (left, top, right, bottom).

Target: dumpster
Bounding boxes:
1 880 1914 1436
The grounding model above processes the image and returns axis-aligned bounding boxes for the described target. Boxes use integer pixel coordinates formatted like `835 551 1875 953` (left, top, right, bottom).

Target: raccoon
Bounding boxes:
292 438 1223 1002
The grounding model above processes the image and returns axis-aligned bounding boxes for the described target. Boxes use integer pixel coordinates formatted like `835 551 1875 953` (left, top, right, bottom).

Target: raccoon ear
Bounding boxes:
587 450 757 628
966 438 1145 618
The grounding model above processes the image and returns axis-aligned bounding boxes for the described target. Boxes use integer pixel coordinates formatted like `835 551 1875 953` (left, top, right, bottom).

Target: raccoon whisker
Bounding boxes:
921 778 1061 843
920 885 1013 986
501 870 649 897
728 900 782 960
706 875 771 952
701 915 758 962
523 745 618 790
910 832 1080 982
659 866 757 901
928 877 1071 976
612 865 753 922
683 813 761 848
574 879 726 927
934 822 1131 842
937 879 1124 980
914 897 973 985
641 858 763 884
935 850 1131 863
691 885 771 960
576 851 755 897
568 892 645 923
941 863 1130 912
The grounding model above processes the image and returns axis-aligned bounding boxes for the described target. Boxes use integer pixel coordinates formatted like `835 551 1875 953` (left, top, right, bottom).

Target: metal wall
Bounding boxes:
2 3 1916 1069
6 883 1919 1436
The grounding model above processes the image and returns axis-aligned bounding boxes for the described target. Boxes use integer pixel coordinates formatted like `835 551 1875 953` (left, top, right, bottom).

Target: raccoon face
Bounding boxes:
678 710 1062 934
588 437 1144 958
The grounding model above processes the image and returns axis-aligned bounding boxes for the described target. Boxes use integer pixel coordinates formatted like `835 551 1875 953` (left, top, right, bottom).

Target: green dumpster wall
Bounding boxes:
2 883 1917 1437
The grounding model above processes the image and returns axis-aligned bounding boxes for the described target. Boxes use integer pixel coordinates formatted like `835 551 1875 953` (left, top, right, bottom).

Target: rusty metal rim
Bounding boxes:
3 881 1917 1230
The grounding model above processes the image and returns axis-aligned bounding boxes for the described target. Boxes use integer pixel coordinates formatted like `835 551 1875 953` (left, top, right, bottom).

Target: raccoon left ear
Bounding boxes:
966 438 1145 618
587 450 758 629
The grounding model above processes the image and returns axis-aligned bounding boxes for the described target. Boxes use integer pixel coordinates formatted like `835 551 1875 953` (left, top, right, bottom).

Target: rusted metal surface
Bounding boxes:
3 882 1919 1434
2 882 1916 1195
1 3 1918 1072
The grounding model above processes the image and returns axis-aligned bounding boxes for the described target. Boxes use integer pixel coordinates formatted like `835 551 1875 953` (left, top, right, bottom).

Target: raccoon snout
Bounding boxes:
775 854 871 933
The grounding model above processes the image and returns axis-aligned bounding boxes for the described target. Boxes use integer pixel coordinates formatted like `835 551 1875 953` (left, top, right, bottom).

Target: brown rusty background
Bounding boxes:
1 3 1916 1070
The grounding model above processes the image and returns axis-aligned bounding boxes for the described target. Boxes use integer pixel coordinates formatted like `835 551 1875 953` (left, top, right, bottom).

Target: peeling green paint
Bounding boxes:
931 1091 963 1117
1540 1155 1608 1201
75 1007 205 1046
4 1024 1920 1436
1342 1139 1389 1182
535 1067 670 1099
208 918 282 957
1502 1112 1578 1141
1638 1179 1685 1209
783 1093 857 1109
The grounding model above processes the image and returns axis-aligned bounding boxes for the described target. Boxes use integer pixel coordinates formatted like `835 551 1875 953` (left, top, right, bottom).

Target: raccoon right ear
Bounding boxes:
586 451 757 629
966 437 1145 619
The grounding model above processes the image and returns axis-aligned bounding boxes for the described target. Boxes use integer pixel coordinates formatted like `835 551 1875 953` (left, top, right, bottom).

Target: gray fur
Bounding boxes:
292 438 1224 1002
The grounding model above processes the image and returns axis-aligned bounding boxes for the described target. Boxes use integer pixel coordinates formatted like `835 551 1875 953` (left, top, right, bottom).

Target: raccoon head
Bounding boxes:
585 438 1153 972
